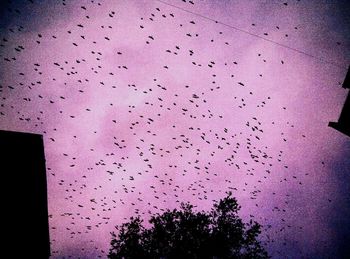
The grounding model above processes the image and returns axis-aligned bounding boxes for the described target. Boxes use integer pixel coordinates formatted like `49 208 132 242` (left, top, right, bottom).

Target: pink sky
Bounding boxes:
0 0 349 258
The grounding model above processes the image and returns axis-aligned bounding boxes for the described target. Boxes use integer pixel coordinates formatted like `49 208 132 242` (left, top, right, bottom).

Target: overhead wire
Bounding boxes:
155 0 348 70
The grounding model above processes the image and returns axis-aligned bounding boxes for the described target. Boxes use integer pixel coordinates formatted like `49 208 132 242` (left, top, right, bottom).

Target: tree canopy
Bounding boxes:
108 192 269 259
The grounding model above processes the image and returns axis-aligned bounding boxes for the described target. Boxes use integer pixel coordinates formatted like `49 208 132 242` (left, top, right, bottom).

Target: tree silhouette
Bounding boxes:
108 192 269 259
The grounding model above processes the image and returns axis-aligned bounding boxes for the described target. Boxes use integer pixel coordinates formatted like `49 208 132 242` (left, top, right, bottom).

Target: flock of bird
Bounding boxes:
0 0 348 258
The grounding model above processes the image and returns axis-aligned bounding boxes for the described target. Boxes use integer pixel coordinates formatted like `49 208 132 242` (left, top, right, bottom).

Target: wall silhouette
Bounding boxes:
0 130 50 258
329 67 350 137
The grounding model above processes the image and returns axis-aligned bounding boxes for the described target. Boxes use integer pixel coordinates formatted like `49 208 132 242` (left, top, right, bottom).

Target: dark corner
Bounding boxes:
328 66 350 137
0 130 50 258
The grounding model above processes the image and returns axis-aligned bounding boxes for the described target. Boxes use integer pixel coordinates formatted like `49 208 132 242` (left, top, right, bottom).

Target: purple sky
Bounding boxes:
0 0 349 258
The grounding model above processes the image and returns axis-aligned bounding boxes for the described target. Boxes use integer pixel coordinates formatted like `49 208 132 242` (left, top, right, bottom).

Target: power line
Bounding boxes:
155 0 347 70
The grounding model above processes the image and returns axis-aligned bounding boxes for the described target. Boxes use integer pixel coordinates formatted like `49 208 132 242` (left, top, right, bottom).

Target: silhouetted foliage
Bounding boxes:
108 192 269 259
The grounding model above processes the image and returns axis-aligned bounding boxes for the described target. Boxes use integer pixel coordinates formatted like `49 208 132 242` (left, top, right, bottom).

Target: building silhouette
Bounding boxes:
329 67 350 137
0 130 50 258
